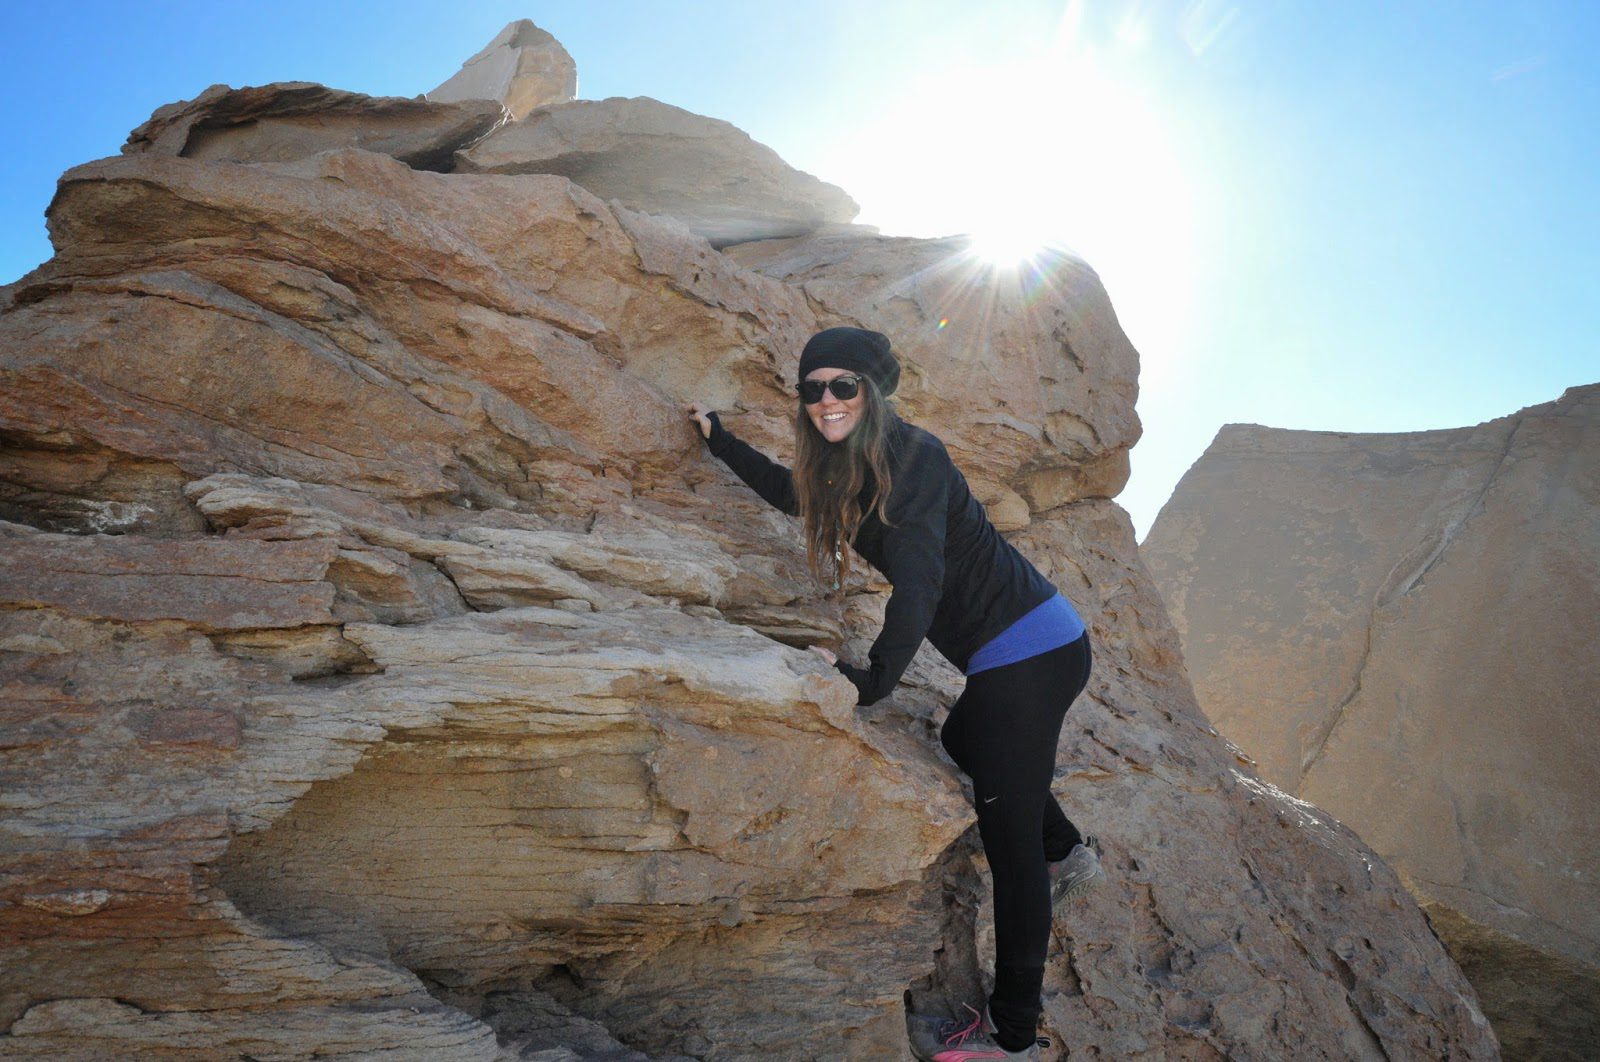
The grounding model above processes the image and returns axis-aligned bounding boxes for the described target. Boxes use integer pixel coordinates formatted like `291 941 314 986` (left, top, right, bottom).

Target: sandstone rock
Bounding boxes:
428 19 578 119
0 522 336 629
1425 903 1600 1062
124 82 507 171
455 96 859 247
5 996 502 1061
0 77 1496 1058
12 148 807 509
1143 384 1600 1059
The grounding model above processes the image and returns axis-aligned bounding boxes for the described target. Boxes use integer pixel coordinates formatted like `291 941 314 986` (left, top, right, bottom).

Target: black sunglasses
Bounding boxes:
797 374 863 404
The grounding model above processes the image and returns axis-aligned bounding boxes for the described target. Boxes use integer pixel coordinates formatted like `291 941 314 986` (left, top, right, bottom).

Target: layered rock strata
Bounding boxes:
1143 386 1600 1060
124 82 508 171
1 41 1497 1060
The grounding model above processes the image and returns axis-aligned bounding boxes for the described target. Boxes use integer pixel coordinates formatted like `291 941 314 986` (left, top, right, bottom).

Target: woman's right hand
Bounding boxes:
687 403 713 440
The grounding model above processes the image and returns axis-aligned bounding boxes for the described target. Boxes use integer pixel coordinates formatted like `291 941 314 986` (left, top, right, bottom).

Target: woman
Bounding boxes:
688 327 1103 1061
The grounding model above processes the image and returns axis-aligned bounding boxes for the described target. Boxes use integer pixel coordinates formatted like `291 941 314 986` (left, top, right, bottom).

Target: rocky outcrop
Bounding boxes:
1142 385 1600 1060
428 19 579 119
123 82 507 171
1 34 1496 1061
457 97 860 247
122 21 854 249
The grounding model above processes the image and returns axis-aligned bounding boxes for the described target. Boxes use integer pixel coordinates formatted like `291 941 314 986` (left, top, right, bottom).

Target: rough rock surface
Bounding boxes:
429 19 579 119
0 58 1496 1061
123 82 507 171
456 96 860 248
1142 386 1600 1060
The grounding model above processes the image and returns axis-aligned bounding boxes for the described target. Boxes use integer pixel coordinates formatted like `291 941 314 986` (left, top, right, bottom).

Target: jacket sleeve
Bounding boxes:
703 411 799 516
833 435 949 705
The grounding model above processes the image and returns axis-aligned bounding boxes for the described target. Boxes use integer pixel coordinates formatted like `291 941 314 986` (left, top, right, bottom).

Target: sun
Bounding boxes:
810 6 1196 365
967 223 1055 269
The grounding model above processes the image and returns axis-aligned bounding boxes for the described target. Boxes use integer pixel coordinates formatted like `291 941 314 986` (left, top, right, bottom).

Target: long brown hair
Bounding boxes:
792 376 897 592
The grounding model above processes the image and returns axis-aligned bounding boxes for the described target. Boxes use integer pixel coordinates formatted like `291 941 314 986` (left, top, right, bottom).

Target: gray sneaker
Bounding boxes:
1048 835 1105 909
907 1003 1044 1061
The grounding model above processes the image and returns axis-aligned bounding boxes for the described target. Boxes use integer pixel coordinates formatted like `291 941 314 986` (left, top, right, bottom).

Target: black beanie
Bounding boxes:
797 327 900 397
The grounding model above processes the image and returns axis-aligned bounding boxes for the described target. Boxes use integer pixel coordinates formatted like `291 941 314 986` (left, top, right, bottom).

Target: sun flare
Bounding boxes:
966 224 1054 269
814 5 1196 365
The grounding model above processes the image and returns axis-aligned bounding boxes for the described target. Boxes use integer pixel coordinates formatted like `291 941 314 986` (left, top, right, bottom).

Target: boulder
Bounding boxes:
428 19 578 119
123 82 507 171
0 77 1496 1057
455 96 860 247
1142 385 1600 1060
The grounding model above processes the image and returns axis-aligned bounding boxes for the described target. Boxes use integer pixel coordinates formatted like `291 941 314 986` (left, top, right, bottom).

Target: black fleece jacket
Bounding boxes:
704 411 1059 705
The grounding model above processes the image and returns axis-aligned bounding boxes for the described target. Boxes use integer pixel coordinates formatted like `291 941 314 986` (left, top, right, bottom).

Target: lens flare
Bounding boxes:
967 225 1048 268
805 7 1195 369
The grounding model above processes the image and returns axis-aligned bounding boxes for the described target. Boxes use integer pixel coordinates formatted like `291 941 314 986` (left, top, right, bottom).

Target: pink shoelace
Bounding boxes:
939 1003 987 1047
937 1004 1051 1056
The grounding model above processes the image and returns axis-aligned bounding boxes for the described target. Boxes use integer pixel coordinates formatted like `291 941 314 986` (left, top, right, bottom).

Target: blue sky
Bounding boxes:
3 1 1595 536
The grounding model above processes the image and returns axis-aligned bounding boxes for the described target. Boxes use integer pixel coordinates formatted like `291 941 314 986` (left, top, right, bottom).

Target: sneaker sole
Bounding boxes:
1051 863 1106 909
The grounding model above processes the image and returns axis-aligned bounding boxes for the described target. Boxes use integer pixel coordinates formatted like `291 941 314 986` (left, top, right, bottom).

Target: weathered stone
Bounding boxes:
451 524 739 607
454 983 696 1061
133 707 243 749
0 523 337 629
455 96 859 247
428 19 578 120
1143 384 1600 1059
8 148 810 514
123 81 507 171
0 433 206 535
0 63 1497 1058
6 996 502 1061
1424 903 1600 1062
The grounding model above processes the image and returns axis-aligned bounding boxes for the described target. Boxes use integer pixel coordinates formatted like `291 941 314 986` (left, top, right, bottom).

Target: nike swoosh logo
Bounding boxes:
983 796 999 804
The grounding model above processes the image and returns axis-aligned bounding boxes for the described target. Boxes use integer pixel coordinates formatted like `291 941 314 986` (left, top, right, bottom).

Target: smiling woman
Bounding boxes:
687 325 1100 1058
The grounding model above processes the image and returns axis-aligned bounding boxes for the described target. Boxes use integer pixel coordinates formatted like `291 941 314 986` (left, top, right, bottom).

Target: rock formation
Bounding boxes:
429 19 579 119
124 82 508 171
1142 386 1600 1060
1 22 1496 1061
457 96 861 247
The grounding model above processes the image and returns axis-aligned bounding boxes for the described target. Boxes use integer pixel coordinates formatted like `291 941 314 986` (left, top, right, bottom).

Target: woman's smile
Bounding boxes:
804 367 864 443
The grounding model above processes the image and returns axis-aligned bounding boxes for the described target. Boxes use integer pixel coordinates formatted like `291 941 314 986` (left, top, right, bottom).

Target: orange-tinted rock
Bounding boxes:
0 528 336 629
133 708 243 750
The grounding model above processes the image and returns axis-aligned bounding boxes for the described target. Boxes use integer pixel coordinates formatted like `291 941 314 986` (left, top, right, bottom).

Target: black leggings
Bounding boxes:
939 632 1092 1051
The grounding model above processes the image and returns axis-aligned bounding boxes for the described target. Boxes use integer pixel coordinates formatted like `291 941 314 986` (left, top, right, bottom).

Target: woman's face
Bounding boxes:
803 367 867 444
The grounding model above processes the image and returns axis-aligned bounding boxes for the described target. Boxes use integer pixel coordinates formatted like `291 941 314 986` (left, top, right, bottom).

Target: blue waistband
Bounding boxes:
964 592 1086 676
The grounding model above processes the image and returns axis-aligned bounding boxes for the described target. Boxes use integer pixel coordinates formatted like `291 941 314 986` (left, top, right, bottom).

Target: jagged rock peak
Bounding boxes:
428 18 578 120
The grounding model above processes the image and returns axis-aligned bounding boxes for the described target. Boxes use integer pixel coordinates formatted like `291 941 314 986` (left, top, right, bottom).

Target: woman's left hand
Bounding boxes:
807 645 838 665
